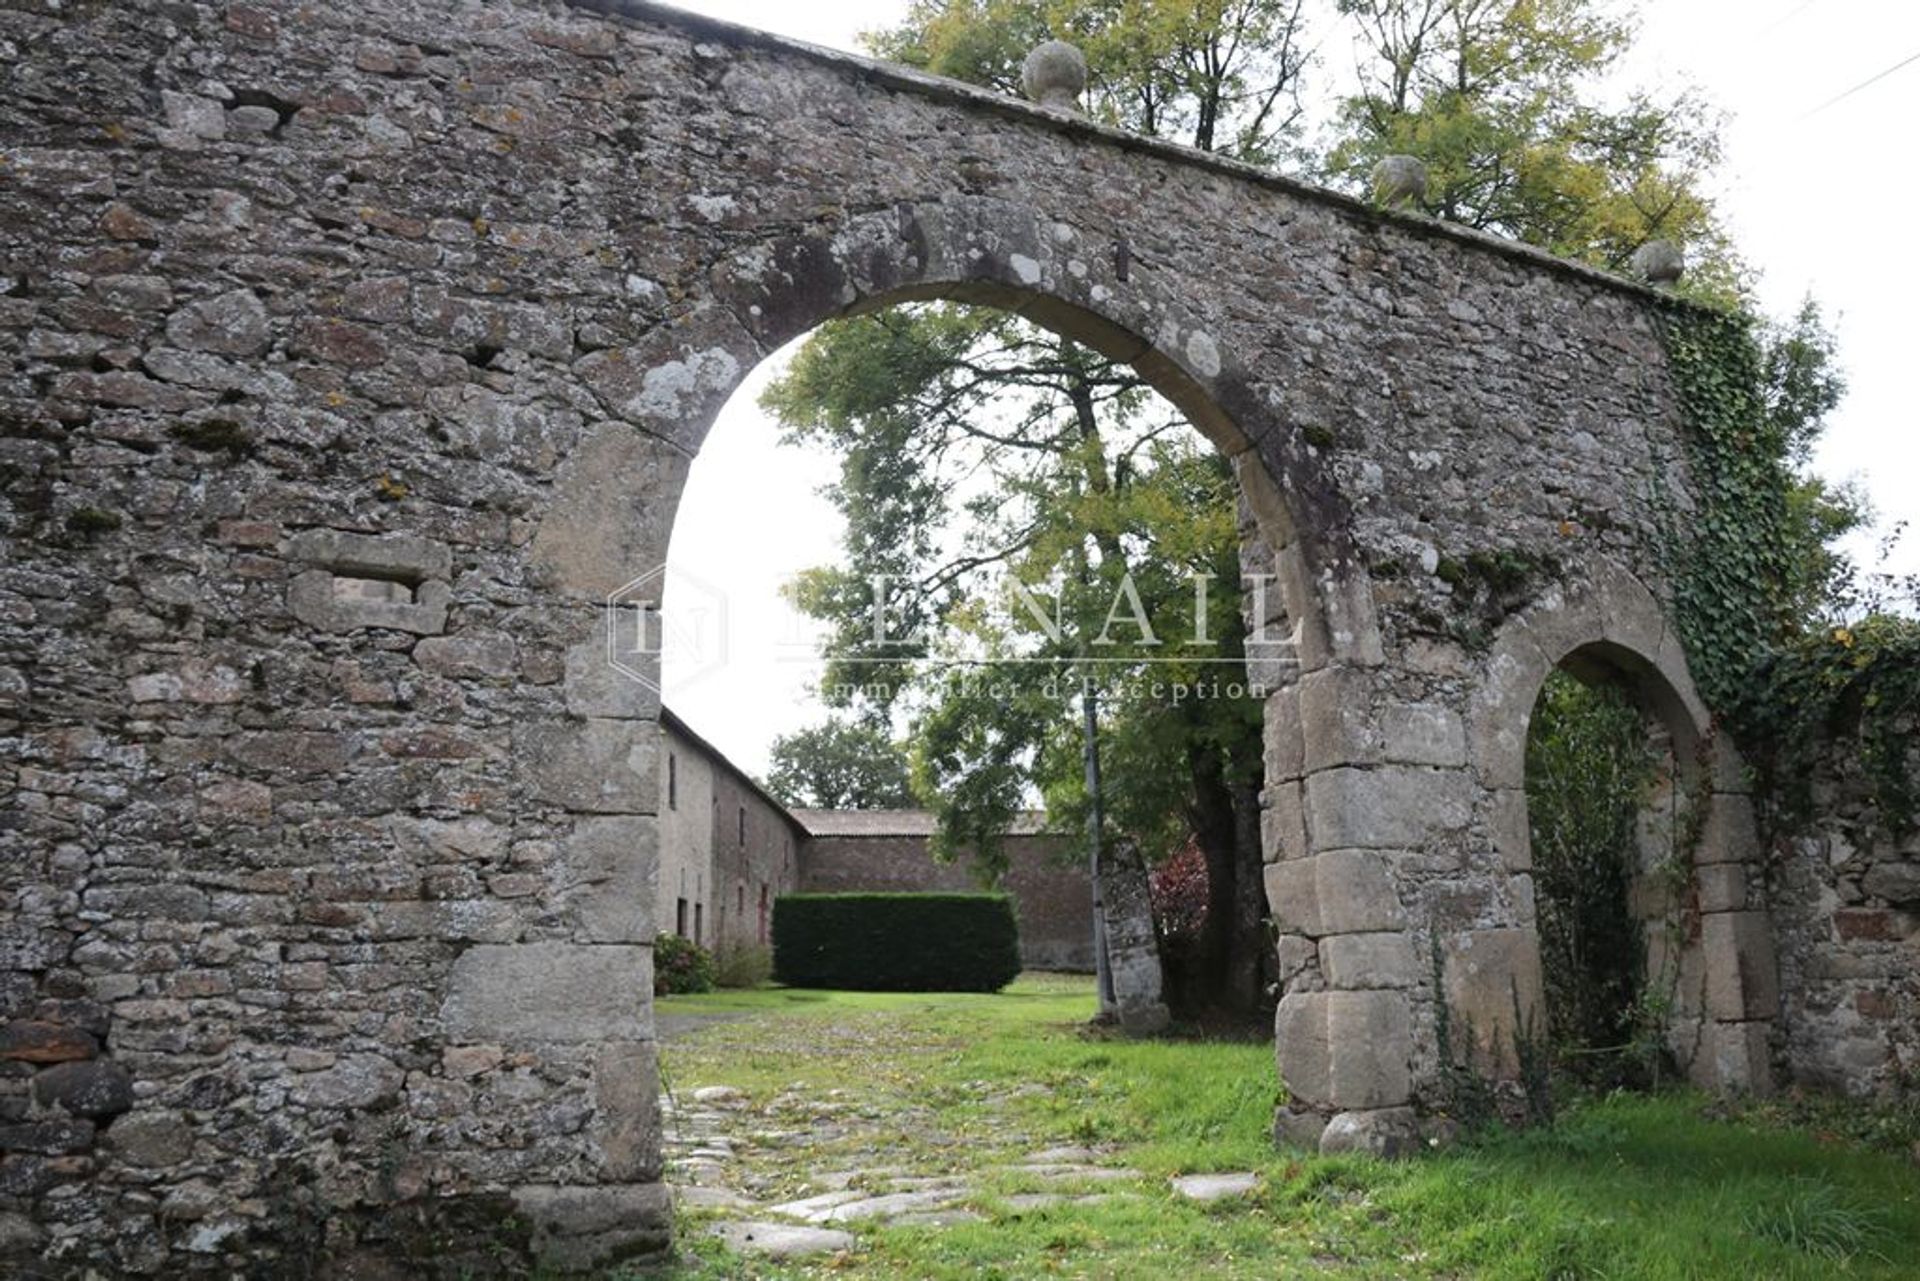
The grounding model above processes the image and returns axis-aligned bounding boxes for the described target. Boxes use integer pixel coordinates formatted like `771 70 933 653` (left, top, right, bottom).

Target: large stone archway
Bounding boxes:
0 0 1795 1271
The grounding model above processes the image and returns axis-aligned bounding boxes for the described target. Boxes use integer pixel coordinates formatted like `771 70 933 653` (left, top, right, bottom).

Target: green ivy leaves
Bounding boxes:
1657 308 1920 834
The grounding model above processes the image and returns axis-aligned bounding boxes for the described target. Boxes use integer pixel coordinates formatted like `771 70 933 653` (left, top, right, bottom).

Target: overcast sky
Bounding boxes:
659 0 1920 777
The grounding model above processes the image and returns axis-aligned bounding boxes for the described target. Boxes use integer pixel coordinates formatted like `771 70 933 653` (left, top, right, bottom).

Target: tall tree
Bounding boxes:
766 719 916 810
1756 298 1870 624
1326 0 1738 293
870 0 1314 161
786 1 1322 1021
764 302 1272 1018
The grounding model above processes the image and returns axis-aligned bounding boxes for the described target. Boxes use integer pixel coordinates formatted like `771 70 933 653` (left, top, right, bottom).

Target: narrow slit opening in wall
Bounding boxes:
330 574 418 605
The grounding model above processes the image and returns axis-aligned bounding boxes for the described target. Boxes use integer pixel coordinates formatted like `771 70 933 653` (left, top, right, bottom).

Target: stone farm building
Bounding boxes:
658 708 1093 971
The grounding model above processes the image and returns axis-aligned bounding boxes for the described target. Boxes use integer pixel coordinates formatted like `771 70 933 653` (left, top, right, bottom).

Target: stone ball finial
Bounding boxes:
1022 40 1087 112
1370 155 1428 208
1631 239 1685 286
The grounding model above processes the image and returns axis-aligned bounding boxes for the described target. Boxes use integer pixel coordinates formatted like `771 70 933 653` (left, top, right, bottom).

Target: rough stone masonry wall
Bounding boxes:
0 0 1793 1271
1772 720 1920 1097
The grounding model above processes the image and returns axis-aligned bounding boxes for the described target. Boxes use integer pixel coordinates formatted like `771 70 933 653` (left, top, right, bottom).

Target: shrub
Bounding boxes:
653 932 715 995
712 941 773 989
772 893 1020 992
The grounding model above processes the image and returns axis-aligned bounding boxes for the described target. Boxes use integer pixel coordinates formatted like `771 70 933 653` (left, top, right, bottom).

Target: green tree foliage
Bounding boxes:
869 0 1314 161
1524 670 1658 1083
1757 299 1870 625
763 299 1270 1016
1326 0 1737 291
765 718 916 810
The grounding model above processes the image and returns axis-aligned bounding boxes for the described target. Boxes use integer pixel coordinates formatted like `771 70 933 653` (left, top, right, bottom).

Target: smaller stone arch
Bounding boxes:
1464 559 1776 1092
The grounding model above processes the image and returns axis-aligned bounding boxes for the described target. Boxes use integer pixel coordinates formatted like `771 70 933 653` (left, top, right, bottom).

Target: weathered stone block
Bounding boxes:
1305 766 1472 850
31 1060 133 1119
1270 1104 1328 1151
1297 665 1375 773
1702 911 1779 1021
594 1041 662 1182
1488 787 1531 871
1275 989 1412 1110
0 1021 98 1064
1263 684 1304 783
1695 863 1749 914
565 637 661 720
104 1112 196 1168
1315 850 1407 935
1863 860 1920 906
165 288 269 356
1697 793 1760 866
516 717 659 815
1318 1106 1420 1158
0 1119 94 1155
1467 637 1548 790
1440 928 1544 1077
288 1054 406 1111
1326 990 1412 1109
1260 779 1307 863
1264 858 1318 937
288 528 452 581
442 943 653 1043
559 817 658 943
1274 992 1330 1107
1319 932 1417 989
414 633 519 679
511 1182 671 1271
1381 704 1467 768
1695 1020 1773 1094
530 423 689 601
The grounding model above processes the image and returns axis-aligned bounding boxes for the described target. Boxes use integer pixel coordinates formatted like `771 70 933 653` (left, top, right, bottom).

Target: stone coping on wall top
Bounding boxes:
565 0 1710 316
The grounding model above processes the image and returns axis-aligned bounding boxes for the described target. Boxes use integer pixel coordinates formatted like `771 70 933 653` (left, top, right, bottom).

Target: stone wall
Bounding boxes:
0 0 1818 1270
1772 720 1920 1096
793 815 1094 973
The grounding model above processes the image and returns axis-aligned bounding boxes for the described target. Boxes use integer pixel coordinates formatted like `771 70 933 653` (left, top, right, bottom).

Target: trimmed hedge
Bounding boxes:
771 893 1021 992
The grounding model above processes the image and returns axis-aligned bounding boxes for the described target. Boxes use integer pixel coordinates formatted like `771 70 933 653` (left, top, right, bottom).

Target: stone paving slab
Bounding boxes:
817 1189 968 1223
1170 1172 1260 1202
766 1189 865 1221
672 1185 757 1210
709 1221 855 1258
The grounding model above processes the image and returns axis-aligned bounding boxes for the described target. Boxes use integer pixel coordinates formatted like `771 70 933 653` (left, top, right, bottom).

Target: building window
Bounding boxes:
738 805 745 846
737 884 745 914
675 898 688 938
758 883 769 944
694 902 703 945
667 753 677 809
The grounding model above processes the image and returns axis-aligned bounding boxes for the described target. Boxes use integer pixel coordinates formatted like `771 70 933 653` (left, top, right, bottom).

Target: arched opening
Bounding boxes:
1524 645 1698 1091
630 262 1335 1233
651 281 1307 1008
1462 573 1777 1112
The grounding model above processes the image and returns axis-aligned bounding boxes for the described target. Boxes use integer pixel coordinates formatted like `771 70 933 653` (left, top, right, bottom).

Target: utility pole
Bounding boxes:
1083 676 1116 1019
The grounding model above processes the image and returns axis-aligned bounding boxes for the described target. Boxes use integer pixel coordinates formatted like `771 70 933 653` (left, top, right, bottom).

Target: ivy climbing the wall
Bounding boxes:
1657 306 1920 834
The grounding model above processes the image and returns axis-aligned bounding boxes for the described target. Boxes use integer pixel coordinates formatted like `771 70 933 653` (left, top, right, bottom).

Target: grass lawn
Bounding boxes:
632 974 1920 1279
